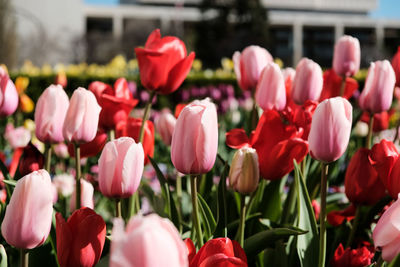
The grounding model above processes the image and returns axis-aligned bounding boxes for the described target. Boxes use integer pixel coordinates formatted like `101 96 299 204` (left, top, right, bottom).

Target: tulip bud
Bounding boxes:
308 97 352 162
255 62 286 111
171 98 218 175
291 58 323 104
229 147 259 194
98 137 144 198
110 214 188 267
53 143 69 158
56 208 106 267
35 84 69 143
233 45 273 91
332 35 361 77
155 112 176 146
52 173 75 197
62 87 101 144
359 60 396 113
1 170 53 249
0 66 18 116
373 194 400 262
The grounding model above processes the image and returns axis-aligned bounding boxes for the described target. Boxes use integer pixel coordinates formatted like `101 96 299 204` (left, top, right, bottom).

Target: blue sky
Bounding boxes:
84 0 400 19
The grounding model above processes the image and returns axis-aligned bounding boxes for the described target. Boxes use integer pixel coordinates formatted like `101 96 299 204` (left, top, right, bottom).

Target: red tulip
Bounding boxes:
319 69 359 101
89 78 138 130
391 46 400 87
226 108 308 180
116 117 154 165
344 148 386 205
18 143 45 177
331 243 374 267
327 205 356 227
56 208 106 267
135 29 195 94
370 139 400 199
186 237 247 267
68 130 108 158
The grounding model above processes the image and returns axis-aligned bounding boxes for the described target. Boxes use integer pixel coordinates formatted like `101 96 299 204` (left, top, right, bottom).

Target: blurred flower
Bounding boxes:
4 124 31 149
331 243 374 267
52 173 75 197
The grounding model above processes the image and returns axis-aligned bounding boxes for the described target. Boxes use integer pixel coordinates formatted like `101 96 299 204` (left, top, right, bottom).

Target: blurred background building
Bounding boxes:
2 0 400 69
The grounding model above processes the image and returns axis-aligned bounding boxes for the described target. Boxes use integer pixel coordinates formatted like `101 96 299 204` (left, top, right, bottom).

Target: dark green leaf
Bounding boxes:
215 162 229 237
197 193 217 239
260 177 286 222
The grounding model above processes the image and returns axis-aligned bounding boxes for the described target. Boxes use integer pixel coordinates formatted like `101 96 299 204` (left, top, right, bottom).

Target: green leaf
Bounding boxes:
388 253 400 267
293 161 319 267
197 193 217 240
260 177 286 222
0 245 7 267
244 227 307 259
215 162 229 237
2 180 16 187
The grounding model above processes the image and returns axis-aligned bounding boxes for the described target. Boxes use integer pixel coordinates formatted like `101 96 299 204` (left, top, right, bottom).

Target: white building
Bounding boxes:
10 0 400 67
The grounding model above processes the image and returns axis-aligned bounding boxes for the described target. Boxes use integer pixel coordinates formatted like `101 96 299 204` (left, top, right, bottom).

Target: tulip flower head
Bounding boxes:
308 97 352 163
255 62 286 111
135 29 195 94
171 98 218 175
1 170 53 249
155 111 177 146
98 137 144 198
233 45 273 91
332 35 361 77
229 147 260 194
0 66 18 116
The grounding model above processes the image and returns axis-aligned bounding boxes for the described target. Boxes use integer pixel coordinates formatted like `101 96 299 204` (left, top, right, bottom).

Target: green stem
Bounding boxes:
318 163 329 267
238 195 247 247
190 175 203 247
109 129 115 141
346 206 361 248
138 91 155 143
176 175 182 214
367 114 374 149
376 254 384 267
74 144 81 211
115 198 122 218
339 75 346 97
44 144 52 172
20 249 28 267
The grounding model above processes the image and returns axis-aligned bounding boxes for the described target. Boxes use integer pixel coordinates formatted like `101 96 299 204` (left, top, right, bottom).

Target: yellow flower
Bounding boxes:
20 94 34 113
15 77 29 94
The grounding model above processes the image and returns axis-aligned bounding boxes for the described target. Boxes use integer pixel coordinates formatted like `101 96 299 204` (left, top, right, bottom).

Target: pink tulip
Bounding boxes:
308 97 352 162
53 143 69 158
373 193 400 262
98 137 144 198
282 67 295 81
155 111 176 146
291 58 323 104
255 62 286 111
62 87 101 144
70 179 94 213
171 98 218 174
233 45 273 91
359 60 396 113
52 173 75 197
1 170 53 249
4 124 31 148
35 84 69 143
110 214 188 267
0 66 18 116
333 35 361 77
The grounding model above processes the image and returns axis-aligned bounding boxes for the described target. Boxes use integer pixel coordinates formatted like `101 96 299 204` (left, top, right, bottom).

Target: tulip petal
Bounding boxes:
225 128 250 149
56 213 73 266
161 52 195 94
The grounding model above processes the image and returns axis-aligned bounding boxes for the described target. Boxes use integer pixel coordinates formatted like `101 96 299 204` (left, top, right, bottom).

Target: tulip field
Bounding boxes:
1 28 400 267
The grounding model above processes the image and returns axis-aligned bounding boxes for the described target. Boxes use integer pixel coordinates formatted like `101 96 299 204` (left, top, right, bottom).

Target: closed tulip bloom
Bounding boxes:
308 97 352 162
171 98 218 175
0 66 18 116
233 45 273 91
291 58 323 104
1 170 53 249
35 84 69 143
229 147 259 194
62 87 101 144
373 194 400 262
56 208 106 267
255 62 286 111
135 29 195 94
54 143 69 158
52 173 75 197
359 60 396 113
110 214 188 267
98 137 144 198
333 35 361 77
344 148 386 205
70 179 94 213
155 112 176 146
